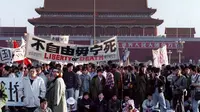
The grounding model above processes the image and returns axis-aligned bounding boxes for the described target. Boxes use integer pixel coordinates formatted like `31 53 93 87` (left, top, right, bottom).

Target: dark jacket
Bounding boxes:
108 99 121 112
78 98 94 112
135 74 147 107
94 98 108 112
75 73 82 90
154 75 166 93
146 75 156 95
63 71 77 89
123 72 136 89
91 76 106 100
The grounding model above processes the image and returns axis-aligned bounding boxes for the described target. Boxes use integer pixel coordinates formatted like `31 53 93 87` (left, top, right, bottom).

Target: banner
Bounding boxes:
0 78 23 106
119 42 177 49
152 49 160 68
121 48 130 66
12 38 26 62
26 35 119 63
160 45 169 65
0 48 13 64
152 45 169 68
51 35 69 44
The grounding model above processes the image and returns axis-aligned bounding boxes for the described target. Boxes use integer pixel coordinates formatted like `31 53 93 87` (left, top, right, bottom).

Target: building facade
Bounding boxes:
28 0 163 36
0 27 26 47
26 0 200 63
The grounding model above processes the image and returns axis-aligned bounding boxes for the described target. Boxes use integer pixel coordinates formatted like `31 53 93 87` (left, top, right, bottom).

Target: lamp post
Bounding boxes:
93 0 96 44
176 38 185 64
6 37 14 48
168 50 172 64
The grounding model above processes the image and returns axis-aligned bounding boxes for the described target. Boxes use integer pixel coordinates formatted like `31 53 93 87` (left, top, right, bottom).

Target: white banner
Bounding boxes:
12 46 25 62
152 45 169 68
51 35 69 44
0 78 23 106
0 48 13 64
160 45 169 65
11 38 26 62
26 35 119 63
152 49 160 68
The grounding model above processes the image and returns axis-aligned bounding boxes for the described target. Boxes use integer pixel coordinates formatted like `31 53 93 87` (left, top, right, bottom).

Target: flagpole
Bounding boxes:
13 18 15 37
0 18 1 36
189 21 191 38
93 0 96 44
176 20 178 37
176 28 178 37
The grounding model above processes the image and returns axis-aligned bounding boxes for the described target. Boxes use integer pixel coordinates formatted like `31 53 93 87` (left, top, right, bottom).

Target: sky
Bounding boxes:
0 0 200 37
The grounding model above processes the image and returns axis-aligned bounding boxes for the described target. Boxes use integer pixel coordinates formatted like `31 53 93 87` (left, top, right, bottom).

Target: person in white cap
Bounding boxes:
67 97 77 112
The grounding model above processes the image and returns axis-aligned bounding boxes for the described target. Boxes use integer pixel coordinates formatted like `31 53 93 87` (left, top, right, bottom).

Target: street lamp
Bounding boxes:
176 38 185 63
93 0 96 44
6 37 14 48
168 50 172 64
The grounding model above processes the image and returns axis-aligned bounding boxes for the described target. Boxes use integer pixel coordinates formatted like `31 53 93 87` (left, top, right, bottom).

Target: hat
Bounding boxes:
67 97 76 105
39 97 47 103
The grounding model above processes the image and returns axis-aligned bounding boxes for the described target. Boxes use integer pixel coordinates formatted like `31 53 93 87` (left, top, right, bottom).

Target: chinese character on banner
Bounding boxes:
76 47 89 56
90 45 103 55
103 39 116 53
0 49 12 63
31 38 45 51
46 43 60 53
51 35 69 44
61 46 75 56
0 78 23 106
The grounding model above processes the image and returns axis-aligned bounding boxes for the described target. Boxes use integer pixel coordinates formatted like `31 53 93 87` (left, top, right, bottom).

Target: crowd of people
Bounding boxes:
0 61 200 112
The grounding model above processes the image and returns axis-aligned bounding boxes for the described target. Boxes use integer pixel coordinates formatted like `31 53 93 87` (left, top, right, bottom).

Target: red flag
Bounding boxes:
13 40 19 48
24 58 32 66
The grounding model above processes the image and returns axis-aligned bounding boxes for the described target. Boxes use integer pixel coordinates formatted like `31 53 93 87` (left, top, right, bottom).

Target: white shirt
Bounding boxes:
102 71 107 79
18 76 46 107
38 72 48 87
142 99 154 112
8 73 16 78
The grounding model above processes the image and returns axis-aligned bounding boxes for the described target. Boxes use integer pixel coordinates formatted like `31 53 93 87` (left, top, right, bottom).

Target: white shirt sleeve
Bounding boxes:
39 79 46 98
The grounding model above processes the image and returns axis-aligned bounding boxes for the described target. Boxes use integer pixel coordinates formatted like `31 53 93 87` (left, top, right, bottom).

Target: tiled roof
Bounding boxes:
42 0 152 13
28 17 163 26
